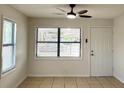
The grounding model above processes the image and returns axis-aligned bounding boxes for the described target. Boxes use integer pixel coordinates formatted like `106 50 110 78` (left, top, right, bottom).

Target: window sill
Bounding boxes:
1 67 16 78
35 57 83 61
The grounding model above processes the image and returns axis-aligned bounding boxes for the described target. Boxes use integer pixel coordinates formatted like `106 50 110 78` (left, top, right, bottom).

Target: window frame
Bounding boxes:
35 27 81 58
1 18 16 74
36 27 58 57
59 27 81 57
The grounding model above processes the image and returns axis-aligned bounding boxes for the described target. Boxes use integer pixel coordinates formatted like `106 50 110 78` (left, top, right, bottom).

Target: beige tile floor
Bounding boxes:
18 76 124 88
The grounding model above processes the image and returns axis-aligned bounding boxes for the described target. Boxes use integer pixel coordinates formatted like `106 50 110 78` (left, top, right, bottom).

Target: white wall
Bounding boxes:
0 5 28 87
28 18 113 77
113 13 124 83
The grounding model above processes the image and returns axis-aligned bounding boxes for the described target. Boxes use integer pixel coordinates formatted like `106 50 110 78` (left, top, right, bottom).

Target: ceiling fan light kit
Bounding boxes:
67 12 76 19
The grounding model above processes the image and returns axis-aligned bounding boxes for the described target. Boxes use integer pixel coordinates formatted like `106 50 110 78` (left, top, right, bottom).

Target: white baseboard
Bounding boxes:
15 75 27 88
28 74 90 77
113 75 124 83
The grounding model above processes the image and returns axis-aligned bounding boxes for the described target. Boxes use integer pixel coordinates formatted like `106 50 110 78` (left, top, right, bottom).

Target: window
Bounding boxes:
36 28 58 57
36 28 81 57
60 28 81 57
1 19 16 74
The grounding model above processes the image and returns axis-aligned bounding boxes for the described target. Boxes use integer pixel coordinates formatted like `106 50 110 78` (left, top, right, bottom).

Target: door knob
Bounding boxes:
91 50 94 52
91 54 94 56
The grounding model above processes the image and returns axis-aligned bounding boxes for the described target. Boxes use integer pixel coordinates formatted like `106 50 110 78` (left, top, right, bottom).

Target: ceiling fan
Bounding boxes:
54 4 92 19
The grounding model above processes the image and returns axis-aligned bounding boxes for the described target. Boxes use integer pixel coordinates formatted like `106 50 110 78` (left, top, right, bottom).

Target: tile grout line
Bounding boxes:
87 77 91 88
64 77 65 88
51 77 55 88
39 78 43 88
95 77 104 88
106 77 117 88
75 77 78 88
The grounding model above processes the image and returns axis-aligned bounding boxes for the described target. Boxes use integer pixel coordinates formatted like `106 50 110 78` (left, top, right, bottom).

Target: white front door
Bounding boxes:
90 27 113 76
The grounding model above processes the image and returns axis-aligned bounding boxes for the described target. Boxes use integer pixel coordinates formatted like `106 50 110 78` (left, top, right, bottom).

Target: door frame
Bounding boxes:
89 26 113 76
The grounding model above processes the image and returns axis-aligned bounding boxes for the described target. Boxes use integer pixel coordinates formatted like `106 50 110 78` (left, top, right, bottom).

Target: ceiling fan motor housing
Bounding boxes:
70 4 76 8
67 12 76 16
67 4 76 16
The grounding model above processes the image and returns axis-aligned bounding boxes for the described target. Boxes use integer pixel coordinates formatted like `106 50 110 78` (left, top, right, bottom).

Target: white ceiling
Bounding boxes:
11 4 124 19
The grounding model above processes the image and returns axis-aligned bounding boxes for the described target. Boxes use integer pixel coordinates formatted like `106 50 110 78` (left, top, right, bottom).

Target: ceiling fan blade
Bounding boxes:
56 8 66 13
79 15 92 18
78 10 88 14
52 13 65 15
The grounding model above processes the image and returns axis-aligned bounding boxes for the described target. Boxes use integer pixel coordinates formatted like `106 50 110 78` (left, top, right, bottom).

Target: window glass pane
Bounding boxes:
37 43 57 57
60 28 80 42
38 28 58 41
2 46 14 73
60 43 80 57
2 19 16 74
3 20 13 44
